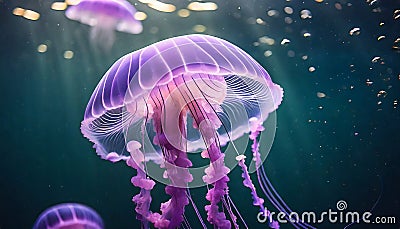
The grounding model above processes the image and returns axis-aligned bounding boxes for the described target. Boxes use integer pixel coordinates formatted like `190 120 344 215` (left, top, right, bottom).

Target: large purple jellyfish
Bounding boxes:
66 0 142 50
33 203 104 229
81 34 313 228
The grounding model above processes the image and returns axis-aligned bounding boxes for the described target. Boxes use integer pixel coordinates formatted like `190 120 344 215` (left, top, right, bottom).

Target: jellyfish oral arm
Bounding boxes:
128 103 194 228
149 103 194 228
126 142 155 228
192 101 238 229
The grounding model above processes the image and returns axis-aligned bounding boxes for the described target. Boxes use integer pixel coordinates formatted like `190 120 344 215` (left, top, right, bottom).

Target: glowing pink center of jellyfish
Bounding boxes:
81 34 315 229
66 0 143 50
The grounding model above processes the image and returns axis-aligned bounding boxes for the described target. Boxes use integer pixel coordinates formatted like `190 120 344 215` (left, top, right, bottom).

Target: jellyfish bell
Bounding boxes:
83 35 281 160
65 0 143 50
81 34 314 229
33 203 104 229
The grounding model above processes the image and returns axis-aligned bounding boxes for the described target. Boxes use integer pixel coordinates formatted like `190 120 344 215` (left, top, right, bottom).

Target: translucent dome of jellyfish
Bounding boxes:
81 34 314 229
33 203 104 229
65 0 142 50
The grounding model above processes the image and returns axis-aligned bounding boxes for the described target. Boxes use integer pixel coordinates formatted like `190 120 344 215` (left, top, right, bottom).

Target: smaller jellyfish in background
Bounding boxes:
66 0 143 50
33 203 104 229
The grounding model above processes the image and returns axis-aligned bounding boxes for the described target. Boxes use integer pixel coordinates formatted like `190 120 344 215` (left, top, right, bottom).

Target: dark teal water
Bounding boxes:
0 0 399 228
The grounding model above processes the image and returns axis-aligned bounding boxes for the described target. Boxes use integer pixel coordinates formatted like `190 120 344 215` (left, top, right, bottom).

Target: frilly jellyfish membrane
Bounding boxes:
33 203 104 229
81 34 314 229
66 0 143 50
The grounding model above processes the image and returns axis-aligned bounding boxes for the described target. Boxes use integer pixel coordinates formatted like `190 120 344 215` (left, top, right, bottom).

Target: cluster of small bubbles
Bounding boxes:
280 38 290 45
394 9 400 20
372 7 382 13
349 64 356 72
300 9 312 19
393 38 400 51
366 0 379 12
267 9 279 17
309 66 316 72
13 7 40 21
377 90 387 98
394 100 398 108
307 119 328 124
366 79 374 86
349 27 361 36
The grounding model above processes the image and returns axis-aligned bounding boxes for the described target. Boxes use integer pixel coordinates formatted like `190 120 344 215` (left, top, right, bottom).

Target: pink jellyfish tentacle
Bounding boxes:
236 154 279 229
125 141 156 229
250 118 314 229
192 100 238 229
146 106 193 229
248 117 280 229
248 117 265 167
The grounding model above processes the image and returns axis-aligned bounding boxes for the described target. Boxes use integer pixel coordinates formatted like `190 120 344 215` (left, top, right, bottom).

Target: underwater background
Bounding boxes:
0 0 399 228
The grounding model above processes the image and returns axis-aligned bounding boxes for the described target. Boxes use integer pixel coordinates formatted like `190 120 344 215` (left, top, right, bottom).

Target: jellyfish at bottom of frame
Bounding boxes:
33 203 104 229
81 34 315 229
65 0 143 51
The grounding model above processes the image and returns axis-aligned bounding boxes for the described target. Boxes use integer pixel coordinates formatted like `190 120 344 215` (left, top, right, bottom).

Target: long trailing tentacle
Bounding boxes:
250 117 316 229
186 190 207 229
